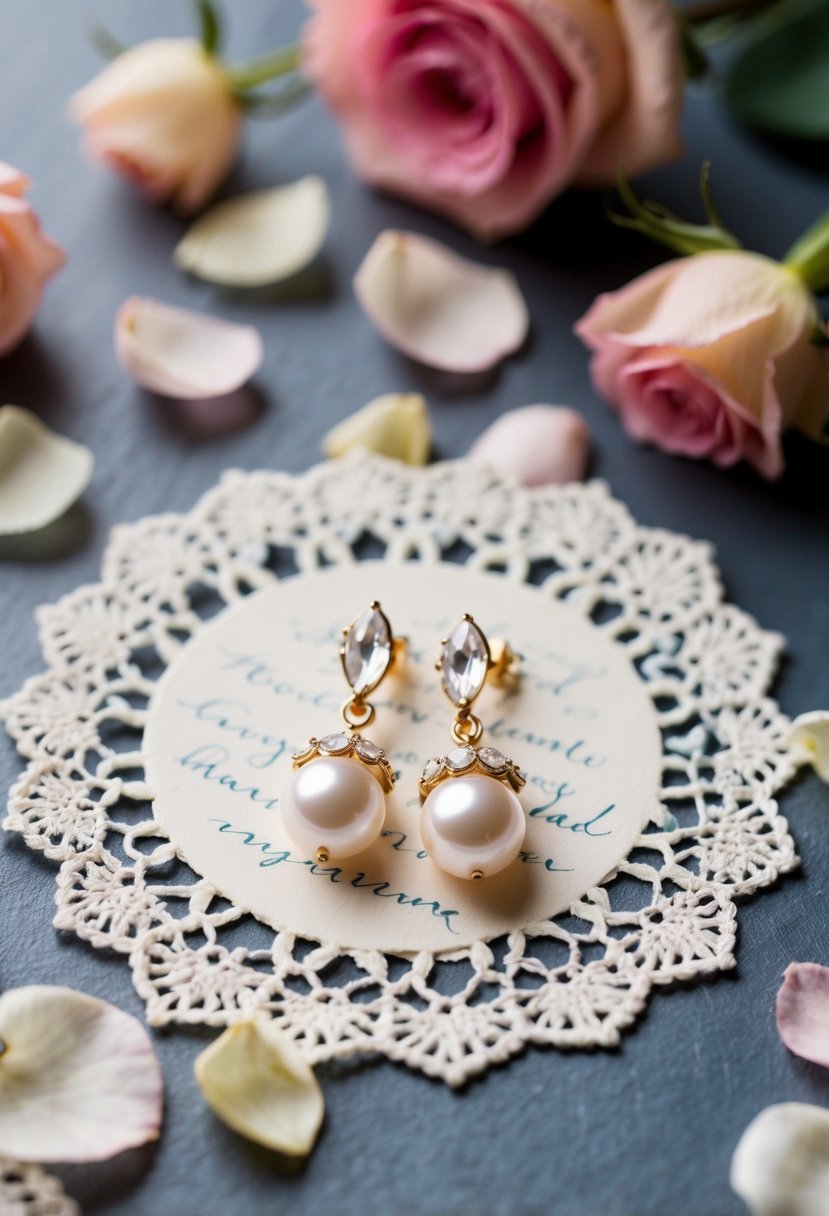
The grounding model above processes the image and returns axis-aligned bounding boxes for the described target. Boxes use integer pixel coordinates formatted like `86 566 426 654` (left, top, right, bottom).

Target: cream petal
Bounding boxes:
467 404 590 486
777 963 829 1068
354 230 529 373
0 407 93 535
0 986 162 1163
195 1017 323 1156
115 296 262 399
788 712 829 782
731 1103 829 1216
323 392 431 465
174 177 331 287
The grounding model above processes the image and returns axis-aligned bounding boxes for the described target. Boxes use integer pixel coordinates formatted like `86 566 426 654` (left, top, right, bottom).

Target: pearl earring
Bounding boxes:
419 615 526 881
282 602 403 864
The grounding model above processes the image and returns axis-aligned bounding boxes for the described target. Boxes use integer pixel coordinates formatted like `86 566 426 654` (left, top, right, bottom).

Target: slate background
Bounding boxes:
1 3 828 1214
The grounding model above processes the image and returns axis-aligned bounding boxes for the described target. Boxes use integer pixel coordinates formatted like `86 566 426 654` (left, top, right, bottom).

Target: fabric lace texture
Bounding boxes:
1 456 801 1086
0 1158 80 1216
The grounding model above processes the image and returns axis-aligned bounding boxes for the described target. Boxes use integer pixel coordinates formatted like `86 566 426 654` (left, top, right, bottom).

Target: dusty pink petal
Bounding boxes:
354 229 528 372
0 985 162 1163
115 296 262 399
577 0 684 183
777 963 829 1068
467 404 589 485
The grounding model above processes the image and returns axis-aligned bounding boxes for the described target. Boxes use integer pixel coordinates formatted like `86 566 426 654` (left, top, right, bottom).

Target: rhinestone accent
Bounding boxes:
318 733 351 754
422 757 444 783
446 746 475 771
478 746 508 772
441 617 489 706
354 738 384 762
343 605 392 695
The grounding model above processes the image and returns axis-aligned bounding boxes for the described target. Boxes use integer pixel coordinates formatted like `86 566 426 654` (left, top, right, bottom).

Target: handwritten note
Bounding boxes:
144 562 662 954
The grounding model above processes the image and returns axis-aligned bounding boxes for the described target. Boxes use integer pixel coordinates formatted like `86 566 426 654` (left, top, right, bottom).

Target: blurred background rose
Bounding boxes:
304 0 684 240
0 162 64 356
576 250 829 480
70 38 242 214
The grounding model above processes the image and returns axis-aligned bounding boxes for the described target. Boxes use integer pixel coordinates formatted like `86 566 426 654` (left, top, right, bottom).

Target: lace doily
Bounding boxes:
1 455 801 1086
0 1158 79 1216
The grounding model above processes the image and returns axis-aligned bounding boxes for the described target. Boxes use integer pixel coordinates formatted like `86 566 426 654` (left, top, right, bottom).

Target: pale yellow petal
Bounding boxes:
323 392 431 465
731 1103 829 1216
0 986 162 1163
788 712 829 782
174 177 331 287
195 1017 323 1156
0 407 93 535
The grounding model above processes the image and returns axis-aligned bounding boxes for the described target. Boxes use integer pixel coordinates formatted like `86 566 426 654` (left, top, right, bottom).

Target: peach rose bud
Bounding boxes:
0 162 64 355
576 250 829 479
468 404 590 486
69 38 241 214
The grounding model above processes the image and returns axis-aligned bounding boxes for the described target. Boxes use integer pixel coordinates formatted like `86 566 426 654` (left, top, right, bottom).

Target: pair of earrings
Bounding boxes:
282 602 526 882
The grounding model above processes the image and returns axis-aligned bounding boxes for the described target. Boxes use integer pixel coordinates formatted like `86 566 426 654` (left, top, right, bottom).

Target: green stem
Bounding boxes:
784 211 829 293
227 43 302 94
684 0 776 23
195 0 221 55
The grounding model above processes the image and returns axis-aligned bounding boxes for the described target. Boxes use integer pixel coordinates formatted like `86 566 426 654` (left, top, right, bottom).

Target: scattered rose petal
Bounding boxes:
0 985 162 1163
0 407 93 536
354 230 529 373
789 712 829 782
195 1016 323 1157
731 1103 829 1216
115 296 262 399
323 392 431 465
777 963 829 1068
467 404 590 486
174 176 331 287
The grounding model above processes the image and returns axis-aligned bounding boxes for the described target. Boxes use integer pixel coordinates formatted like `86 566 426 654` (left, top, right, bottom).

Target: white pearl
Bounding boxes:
282 756 385 861
420 774 525 880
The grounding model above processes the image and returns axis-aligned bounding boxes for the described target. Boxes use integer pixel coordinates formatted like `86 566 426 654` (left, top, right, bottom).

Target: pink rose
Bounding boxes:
70 39 242 214
304 0 683 240
576 251 829 479
0 163 65 356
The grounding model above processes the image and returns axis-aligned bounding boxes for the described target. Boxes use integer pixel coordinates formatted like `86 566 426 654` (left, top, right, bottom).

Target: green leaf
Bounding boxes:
195 0 222 55
89 23 126 60
726 0 829 139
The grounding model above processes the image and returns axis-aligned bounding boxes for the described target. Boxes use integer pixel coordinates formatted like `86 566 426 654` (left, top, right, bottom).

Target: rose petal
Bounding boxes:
195 1017 323 1157
322 392 431 465
467 404 590 486
788 712 829 782
731 1103 829 1216
0 986 162 1163
354 230 529 372
115 296 262 399
777 963 829 1067
174 177 331 287
0 407 93 535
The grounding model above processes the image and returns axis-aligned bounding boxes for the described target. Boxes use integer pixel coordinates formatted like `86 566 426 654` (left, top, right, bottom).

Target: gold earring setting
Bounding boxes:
419 615 526 881
282 602 401 864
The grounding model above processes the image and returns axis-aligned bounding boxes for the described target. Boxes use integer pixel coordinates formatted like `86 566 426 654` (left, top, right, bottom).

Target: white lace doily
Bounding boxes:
1 455 802 1086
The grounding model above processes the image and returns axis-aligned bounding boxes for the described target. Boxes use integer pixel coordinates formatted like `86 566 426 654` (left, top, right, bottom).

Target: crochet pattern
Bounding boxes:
2 456 801 1086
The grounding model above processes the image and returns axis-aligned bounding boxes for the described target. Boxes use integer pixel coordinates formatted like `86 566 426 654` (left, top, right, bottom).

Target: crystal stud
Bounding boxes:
441 617 489 706
343 604 392 696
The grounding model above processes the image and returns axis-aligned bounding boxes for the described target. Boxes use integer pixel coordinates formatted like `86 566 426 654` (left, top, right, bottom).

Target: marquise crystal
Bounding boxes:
342 604 392 696
441 617 489 706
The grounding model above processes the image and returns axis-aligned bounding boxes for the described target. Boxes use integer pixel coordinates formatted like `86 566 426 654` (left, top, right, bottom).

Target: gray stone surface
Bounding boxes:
1 3 828 1213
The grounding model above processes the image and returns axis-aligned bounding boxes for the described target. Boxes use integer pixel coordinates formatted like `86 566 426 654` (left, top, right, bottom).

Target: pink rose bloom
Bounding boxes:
70 39 241 214
304 0 683 240
0 163 65 356
576 251 829 479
